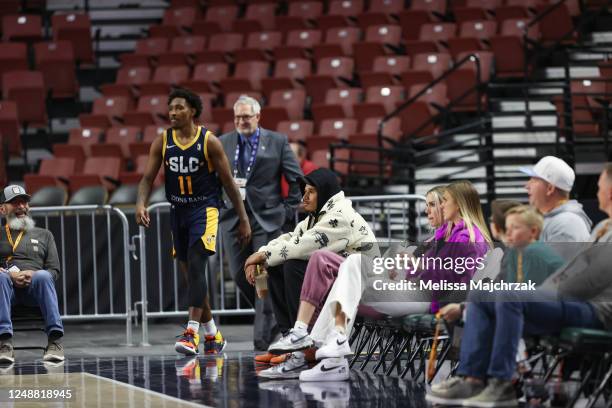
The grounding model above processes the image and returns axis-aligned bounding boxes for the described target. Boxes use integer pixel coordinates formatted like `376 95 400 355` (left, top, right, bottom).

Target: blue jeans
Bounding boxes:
0 270 64 336
457 291 603 380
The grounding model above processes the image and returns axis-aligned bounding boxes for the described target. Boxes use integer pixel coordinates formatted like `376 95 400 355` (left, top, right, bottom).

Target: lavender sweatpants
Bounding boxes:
299 250 344 326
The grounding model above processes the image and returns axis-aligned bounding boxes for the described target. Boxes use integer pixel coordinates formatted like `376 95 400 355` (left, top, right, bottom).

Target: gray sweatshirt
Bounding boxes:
541 219 612 329
540 200 592 243
5 227 61 280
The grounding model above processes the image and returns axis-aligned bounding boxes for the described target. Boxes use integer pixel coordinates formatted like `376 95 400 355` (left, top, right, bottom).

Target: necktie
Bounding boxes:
240 136 251 176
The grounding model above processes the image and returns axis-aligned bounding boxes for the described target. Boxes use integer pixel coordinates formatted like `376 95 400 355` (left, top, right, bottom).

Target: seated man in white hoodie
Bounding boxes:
521 156 591 259
244 168 379 378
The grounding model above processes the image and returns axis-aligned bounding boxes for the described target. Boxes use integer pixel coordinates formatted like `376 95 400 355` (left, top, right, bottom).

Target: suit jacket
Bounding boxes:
218 128 303 233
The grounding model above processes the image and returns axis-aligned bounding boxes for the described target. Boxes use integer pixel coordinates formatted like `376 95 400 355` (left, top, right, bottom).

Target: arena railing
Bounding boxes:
30 205 134 346
136 194 427 346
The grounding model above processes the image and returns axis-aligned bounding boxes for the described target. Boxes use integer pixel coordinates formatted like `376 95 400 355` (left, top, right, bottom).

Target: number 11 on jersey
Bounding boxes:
178 176 193 195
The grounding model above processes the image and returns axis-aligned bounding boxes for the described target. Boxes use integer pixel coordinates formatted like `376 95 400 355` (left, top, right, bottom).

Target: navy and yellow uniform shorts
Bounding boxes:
170 205 218 262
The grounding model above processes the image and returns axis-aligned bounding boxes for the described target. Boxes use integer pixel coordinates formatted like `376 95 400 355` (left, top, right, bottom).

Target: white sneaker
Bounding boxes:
299 357 350 382
268 329 314 354
258 353 308 379
315 331 351 360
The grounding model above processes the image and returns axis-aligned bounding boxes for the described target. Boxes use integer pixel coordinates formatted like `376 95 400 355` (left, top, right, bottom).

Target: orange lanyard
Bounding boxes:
5 224 24 261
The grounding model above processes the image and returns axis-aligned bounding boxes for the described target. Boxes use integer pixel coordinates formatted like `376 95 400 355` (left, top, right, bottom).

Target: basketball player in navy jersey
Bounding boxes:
136 88 251 355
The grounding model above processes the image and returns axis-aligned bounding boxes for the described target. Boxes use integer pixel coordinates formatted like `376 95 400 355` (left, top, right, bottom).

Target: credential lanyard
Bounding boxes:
233 128 260 179
5 224 24 262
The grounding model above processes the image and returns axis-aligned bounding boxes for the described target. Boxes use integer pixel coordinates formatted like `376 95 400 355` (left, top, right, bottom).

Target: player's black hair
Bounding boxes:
168 87 202 118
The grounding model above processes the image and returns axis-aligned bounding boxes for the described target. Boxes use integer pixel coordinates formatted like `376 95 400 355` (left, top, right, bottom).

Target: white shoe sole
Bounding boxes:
175 342 198 356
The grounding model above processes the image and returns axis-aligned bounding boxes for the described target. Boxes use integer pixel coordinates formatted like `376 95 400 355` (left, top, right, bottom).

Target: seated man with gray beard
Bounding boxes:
0 185 64 364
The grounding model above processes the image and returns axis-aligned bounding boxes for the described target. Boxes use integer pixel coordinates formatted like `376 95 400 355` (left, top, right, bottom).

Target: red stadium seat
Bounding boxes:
2 71 47 128
233 61 270 91
91 96 130 126
401 70 435 91
135 94 169 123
171 35 206 55
353 42 388 72
398 101 438 139
419 23 457 42
24 157 75 194
493 5 530 24
162 6 198 28
259 106 290 130
446 37 482 58
53 143 88 173
364 24 402 46
274 58 312 83
208 32 244 54
143 125 167 143
269 89 306 120
365 85 405 114
116 67 152 86
324 27 361 56
34 41 78 98
371 55 411 76
0 43 28 91
192 62 229 87
356 12 391 31
325 88 363 117
328 0 365 17
412 53 453 79
98 126 141 158
398 10 432 41
319 118 358 139
151 65 190 85
459 20 497 40
245 31 283 52
408 83 448 107
361 116 402 144
2 14 42 42
277 120 314 143
403 40 439 59
69 157 122 192
534 3 574 43
452 7 488 23
245 3 277 30
287 1 323 19
204 5 239 31
368 0 404 14
410 0 446 15
0 101 21 157
135 38 169 58
67 127 103 156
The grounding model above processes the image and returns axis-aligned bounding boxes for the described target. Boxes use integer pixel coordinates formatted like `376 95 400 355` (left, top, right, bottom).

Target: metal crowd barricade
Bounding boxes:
136 195 427 346
30 205 133 346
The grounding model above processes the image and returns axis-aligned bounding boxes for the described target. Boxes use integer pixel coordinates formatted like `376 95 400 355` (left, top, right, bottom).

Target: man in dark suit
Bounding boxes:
219 95 303 350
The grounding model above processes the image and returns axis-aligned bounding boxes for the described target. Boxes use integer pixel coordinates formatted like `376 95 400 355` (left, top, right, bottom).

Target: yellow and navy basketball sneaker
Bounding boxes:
204 330 226 354
175 327 200 355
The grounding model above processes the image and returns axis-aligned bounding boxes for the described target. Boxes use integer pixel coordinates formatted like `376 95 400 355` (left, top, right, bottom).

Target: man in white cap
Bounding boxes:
0 185 64 364
521 156 591 245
